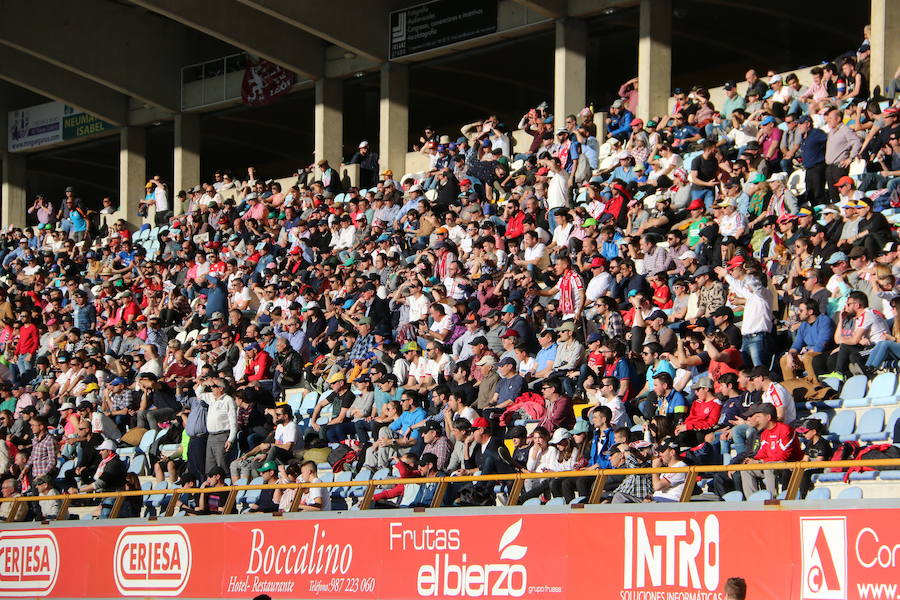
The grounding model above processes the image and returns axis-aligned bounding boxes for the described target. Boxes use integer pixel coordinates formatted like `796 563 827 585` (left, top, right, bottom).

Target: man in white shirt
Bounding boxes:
716 268 773 368
197 378 237 474
585 257 613 309
748 366 796 424
544 156 571 230
715 198 747 239
595 375 629 428
650 438 687 502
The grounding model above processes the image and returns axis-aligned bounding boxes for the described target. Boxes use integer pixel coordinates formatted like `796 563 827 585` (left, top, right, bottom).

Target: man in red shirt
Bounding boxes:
740 403 802 498
674 377 721 446
241 342 272 388
14 313 39 383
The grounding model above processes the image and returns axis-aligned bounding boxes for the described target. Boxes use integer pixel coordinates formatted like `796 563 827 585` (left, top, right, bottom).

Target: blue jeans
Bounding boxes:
690 187 715 210
547 207 562 233
741 332 770 369
866 340 900 368
720 423 753 458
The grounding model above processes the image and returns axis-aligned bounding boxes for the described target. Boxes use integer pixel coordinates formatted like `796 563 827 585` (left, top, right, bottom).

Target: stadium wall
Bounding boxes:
2 501 900 599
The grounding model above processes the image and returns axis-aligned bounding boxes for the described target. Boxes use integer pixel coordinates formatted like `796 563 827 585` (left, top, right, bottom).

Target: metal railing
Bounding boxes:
3 459 899 522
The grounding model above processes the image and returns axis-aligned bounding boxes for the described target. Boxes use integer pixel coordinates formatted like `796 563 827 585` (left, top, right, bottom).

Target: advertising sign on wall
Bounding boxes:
389 0 498 59
7 102 116 152
1 507 898 599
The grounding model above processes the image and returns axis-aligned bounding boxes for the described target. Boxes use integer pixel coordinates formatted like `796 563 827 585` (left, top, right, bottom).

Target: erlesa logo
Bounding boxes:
414 519 528 597
0 530 60 597
113 525 192 597
800 517 847 600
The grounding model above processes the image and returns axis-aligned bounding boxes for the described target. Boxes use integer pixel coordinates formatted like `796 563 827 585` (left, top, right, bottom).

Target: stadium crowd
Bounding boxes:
1 45 900 518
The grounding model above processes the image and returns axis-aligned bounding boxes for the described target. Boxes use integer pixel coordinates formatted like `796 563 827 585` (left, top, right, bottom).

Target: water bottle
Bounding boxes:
836 79 846 95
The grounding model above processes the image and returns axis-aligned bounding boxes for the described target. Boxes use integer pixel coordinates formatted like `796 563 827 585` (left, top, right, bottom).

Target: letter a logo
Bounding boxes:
800 518 847 599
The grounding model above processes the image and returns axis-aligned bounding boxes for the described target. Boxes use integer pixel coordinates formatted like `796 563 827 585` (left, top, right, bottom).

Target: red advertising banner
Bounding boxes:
241 58 295 107
1 507 899 599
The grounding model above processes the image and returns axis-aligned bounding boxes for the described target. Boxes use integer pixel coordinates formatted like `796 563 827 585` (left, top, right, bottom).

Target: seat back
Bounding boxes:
886 408 900 435
806 487 832 500
838 486 863 500
127 455 146 475
857 408 885 434
867 373 897 398
829 411 856 436
138 429 158 455
522 497 542 506
748 490 773 502
722 490 744 502
840 375 868 400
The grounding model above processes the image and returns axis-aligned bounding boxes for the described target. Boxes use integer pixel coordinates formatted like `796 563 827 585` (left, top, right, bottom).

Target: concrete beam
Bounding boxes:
554 18 587 124
314 79 343 167
0 0 182 112
379 62 409 177
174 113 200 208
870 0 900 97
130 0 325 80
1 154 26 230
119 126 146 226
637 0 671 123
0 47 128 126
236 0 388 61
512 0 567 18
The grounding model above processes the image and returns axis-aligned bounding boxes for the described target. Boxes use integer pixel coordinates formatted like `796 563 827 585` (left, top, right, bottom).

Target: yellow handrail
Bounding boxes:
4 458 899 521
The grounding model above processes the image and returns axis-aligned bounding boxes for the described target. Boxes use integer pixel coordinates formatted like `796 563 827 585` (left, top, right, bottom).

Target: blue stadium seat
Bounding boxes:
840 375 870 407
848 471 879 481
318 471 334 483
856 408 885 441
721 490 744 502
806 487 831 500
570 496 587 504
346 468 372 498
829 411 857 441
838 486 863 500
127 455 146 475
821 377 843 392
240 477 264 511
748 490 773 502
522 497 542 506
807 412 832 426
545 497 566 506
879 471 900 480
867 373 898 406
815 472 846 483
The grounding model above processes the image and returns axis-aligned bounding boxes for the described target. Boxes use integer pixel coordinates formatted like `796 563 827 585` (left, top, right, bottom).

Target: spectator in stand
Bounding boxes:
740 403 802 498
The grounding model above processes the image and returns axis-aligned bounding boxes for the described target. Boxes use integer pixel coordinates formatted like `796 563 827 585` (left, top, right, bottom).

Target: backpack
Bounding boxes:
827 441 862 472
327 443 352 468
844 444 900 482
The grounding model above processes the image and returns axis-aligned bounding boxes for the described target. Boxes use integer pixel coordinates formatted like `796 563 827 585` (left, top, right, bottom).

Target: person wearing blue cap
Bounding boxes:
757 115 783 174
103 376 134 434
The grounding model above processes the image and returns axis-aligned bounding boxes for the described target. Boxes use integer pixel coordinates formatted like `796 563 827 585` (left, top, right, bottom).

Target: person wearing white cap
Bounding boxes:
78 439 126 494
715 196 747 240
766 171 798 217
348 140 380 188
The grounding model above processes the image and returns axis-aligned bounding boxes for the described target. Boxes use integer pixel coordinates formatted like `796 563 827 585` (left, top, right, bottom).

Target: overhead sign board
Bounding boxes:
8 101 116 152
389 0 498 59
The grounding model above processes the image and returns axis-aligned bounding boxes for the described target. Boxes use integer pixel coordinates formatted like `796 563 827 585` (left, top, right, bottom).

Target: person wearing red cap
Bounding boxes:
445 416 514 505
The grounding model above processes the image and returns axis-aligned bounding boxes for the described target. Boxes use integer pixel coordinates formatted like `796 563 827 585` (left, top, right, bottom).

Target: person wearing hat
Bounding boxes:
607 98 634 142
33 474 62 520
309 371 355 442
246 461 280 513
486 356 525 413
739 402 803 499
646 437 688 503
419 421 453 473
673 377 721 445
78 438 126 494
796 418 831 498
240 341 272 388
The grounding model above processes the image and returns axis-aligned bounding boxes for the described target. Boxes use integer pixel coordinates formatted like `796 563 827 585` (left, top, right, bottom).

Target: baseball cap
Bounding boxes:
727 255 746 269
469 336 488 346
694 376 714 389
500 329 520 339
549 428 572 445
587 332 603 344
255 460 278 474
795 419 824 434
475 355 497 367
723 80 736 90
678 250 697 261
743 403 777 418
501 304 516 313
326 372 346 384
569 418 591 435
98 439 117 451
498 356 517 368
654 438 680 453
421 421 443 435
556 321 576 332
110 377 127 386
401 341 421 353
687 198 704 211
471 417 490 429
589 256 607 268
505 425 528 439
848 246 868 259
59 402 76 411
647 310 667 321
836 175 855 188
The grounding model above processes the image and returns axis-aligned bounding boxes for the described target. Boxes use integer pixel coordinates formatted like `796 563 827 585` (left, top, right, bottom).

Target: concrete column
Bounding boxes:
174 112 200 214
119 126 146 226
553 18 587 126
870 0 900 97
379 62 409 177
314 78 343 168
1 154 27 230
637 0 671 123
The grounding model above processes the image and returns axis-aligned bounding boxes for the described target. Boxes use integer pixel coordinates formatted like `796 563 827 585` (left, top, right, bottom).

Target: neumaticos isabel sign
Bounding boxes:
8 101 116 152
389 0 498 59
